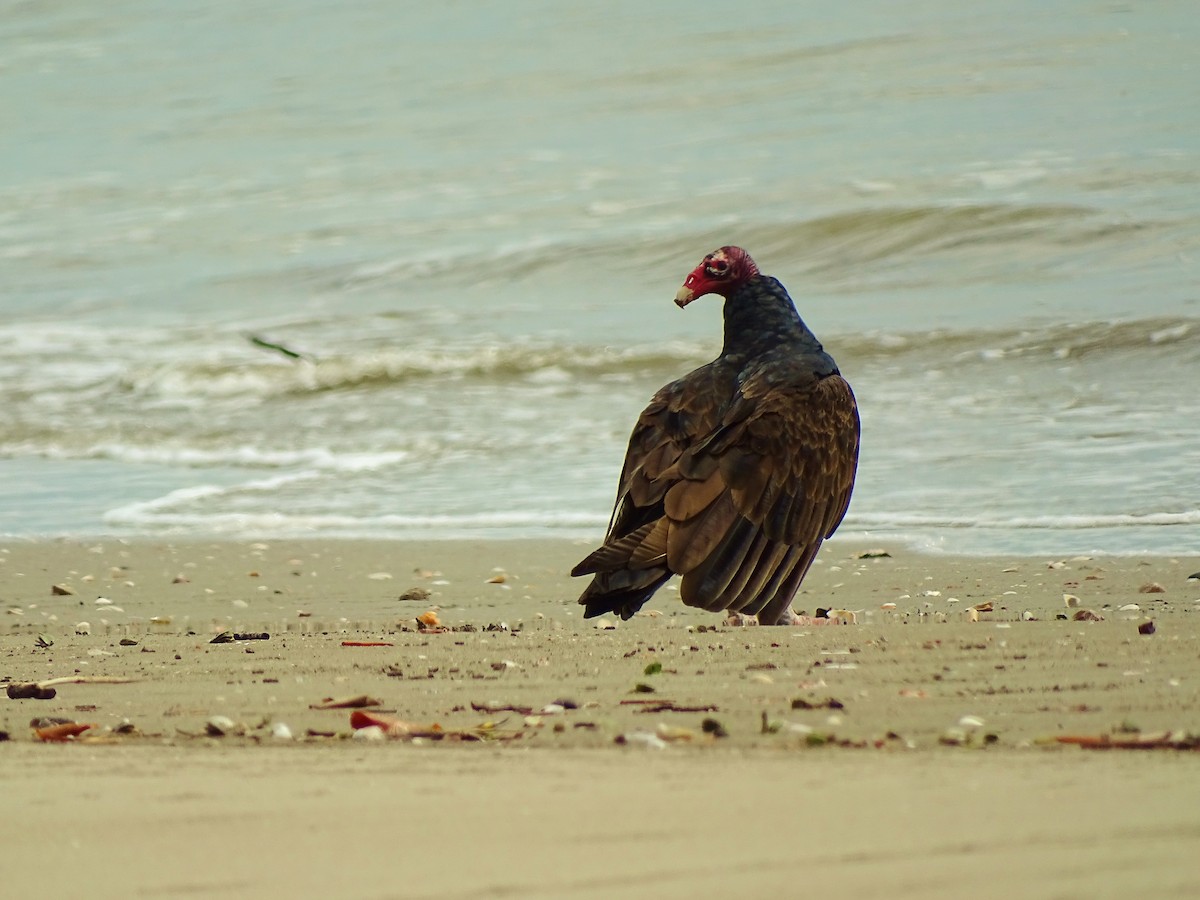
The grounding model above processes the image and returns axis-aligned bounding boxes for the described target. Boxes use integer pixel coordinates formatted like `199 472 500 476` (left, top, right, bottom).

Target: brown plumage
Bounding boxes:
572 247 859 624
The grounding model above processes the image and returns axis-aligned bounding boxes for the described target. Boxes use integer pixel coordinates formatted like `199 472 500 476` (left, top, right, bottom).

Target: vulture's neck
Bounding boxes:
720 276 824 362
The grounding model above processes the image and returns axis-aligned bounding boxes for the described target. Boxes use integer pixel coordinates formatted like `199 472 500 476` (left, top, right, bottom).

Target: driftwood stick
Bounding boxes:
36 676 139 688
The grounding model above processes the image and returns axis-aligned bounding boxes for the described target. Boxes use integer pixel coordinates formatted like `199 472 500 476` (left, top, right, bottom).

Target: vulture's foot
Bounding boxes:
723 612 760 627
766 606 857 626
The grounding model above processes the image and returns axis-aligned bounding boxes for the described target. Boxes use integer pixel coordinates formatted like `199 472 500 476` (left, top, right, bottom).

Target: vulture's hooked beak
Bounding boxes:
674 286 696 308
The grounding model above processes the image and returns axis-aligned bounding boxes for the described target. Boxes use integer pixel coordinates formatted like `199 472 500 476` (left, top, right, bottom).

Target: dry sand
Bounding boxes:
2 538 1199 899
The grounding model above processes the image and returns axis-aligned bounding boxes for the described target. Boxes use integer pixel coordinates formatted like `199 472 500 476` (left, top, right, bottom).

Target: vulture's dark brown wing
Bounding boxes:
574 361 859 623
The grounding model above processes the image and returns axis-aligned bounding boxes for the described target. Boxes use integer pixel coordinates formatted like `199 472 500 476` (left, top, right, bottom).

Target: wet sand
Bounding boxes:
3 538 1199 898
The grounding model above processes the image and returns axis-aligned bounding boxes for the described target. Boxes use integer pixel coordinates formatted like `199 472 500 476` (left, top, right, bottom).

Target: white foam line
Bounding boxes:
106 470 325 521
0 441 410 472
848 510 1200 529
104 505 607 534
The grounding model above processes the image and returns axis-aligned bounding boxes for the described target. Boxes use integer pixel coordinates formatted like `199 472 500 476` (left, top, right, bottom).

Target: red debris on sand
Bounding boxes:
35 722 94 742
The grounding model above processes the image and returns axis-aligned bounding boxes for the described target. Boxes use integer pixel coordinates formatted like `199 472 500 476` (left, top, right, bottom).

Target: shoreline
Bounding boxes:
3 528 1196 559
4 537 1198 897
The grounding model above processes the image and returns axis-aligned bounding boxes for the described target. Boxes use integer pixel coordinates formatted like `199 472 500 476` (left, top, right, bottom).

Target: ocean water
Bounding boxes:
1 1 1197 555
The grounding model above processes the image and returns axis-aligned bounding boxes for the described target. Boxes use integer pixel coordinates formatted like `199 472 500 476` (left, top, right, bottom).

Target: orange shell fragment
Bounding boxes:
350 709 443 739
35 722 94 742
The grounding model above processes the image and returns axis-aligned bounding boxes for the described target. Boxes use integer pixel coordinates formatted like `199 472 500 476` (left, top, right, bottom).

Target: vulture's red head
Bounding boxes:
674 246 760 308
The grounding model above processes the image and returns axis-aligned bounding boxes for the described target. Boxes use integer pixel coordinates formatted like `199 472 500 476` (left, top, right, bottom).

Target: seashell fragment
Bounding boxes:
1138 582 1165 594
655 723 697 742
35 722 93 742
51 583 75 596
615 730 668 749
1073 609 1104 622
398 587 432 603
205 715 241 737
1137 620 1155 636
1119 603 1141 612
1063 593 1080 608
972 601 994 613
75 622 91 636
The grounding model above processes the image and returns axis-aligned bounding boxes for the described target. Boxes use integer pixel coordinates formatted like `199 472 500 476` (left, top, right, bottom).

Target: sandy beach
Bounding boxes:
3 538 1199 898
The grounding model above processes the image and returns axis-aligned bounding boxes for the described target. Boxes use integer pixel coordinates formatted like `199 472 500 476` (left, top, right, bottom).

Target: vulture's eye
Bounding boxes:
705 258 729 277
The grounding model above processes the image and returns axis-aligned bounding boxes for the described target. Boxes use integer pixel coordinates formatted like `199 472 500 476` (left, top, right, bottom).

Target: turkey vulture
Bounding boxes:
572 247 859 624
